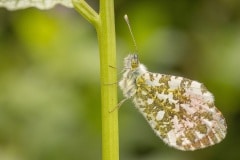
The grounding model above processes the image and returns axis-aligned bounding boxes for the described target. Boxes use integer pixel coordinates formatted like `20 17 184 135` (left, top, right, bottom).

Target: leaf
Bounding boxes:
0 0 73 10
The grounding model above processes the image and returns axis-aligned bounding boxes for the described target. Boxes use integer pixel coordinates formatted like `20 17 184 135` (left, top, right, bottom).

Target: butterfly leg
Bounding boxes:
109 98 129 113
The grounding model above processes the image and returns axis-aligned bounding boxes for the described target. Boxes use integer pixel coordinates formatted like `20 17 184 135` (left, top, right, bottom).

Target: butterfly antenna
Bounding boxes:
124 14 138 53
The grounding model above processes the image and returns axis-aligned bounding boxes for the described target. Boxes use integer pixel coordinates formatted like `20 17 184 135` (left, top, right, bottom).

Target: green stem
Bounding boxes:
72 0 99 27
73 0 119 160
98 0 119 159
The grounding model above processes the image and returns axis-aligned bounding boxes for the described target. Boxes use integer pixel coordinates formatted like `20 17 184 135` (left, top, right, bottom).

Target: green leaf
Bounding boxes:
0 0 73 10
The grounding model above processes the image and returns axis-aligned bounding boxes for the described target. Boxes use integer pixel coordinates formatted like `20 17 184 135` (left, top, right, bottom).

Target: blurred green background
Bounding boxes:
0 0 240 160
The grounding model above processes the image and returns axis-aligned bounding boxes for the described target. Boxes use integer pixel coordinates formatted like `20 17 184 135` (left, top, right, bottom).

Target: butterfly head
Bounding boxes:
124 54 147 74
130 54 139 69
124 54 139 70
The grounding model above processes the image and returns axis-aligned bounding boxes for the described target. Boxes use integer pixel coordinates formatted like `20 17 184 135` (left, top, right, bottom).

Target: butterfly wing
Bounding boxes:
133 72 227 151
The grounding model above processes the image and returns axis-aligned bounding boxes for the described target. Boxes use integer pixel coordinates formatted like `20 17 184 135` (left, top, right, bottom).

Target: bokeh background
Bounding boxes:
0 0 240 160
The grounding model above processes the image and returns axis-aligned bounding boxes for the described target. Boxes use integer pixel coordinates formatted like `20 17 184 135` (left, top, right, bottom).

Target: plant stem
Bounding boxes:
72 0 99 27
97 0 119 159
73 0 119 160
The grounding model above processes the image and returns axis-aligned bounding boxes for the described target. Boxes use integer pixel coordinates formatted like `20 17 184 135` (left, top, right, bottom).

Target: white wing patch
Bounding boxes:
156 111 165 121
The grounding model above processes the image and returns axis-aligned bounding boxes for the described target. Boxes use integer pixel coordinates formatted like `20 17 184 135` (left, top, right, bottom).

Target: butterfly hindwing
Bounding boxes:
132 72 227 151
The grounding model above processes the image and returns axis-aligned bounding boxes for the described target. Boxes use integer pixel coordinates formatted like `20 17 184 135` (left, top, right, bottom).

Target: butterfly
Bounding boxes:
119 54 227 151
